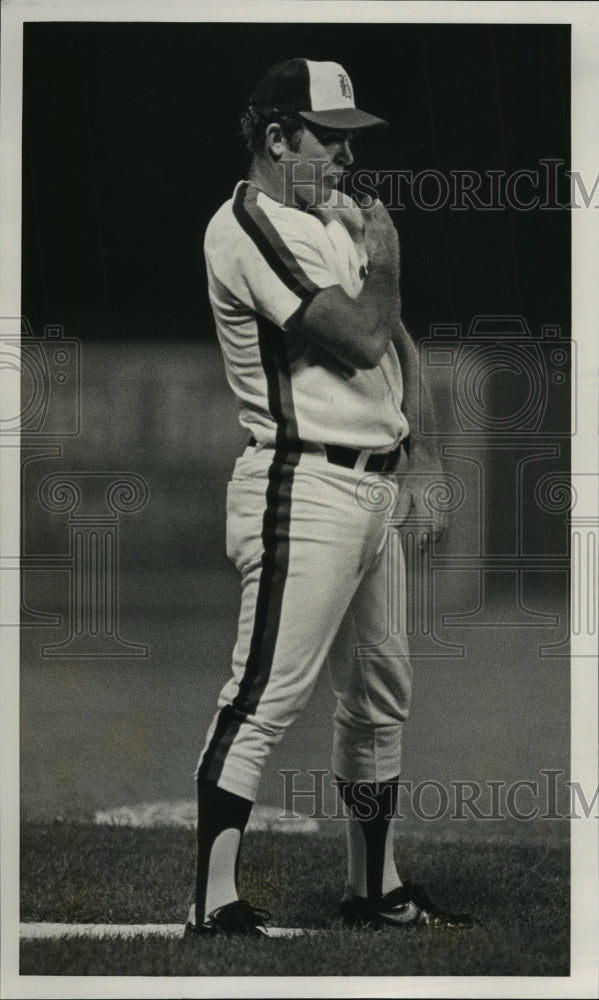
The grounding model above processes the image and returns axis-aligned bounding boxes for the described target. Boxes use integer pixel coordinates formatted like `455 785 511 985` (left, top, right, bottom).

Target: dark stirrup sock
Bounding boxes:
195 780 253 923
336 776 400 900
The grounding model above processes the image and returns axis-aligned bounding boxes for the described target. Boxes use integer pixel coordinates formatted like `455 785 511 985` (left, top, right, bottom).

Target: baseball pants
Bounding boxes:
196 442 413 801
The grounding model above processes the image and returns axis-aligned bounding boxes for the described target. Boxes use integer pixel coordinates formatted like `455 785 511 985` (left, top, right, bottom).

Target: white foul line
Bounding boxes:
20 923 186 940
20 923 317 940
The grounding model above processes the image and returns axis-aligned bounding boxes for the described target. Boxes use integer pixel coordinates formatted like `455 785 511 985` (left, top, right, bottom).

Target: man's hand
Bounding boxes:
360 198 400 287
393 448 449 546
389 316 449 546
288 196 402 371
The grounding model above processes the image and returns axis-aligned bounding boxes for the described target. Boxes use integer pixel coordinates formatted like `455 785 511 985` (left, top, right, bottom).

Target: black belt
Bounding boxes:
247 437 404 473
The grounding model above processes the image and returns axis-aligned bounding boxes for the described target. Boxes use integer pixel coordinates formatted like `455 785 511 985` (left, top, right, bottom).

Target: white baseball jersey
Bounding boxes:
204 182 409 451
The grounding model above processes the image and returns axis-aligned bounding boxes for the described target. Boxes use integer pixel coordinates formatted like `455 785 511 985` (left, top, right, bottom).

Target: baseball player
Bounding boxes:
186 58 472 936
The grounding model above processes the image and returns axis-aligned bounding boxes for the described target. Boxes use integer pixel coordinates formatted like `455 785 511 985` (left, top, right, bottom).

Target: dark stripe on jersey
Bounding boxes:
232 181 320 301
197 316 302 786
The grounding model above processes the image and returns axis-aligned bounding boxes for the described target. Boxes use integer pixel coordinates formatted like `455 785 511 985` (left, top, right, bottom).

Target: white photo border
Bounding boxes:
1 2 597 998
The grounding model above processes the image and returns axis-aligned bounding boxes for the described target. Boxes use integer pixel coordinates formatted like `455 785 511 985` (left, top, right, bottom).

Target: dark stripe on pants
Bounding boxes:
197 317 302 787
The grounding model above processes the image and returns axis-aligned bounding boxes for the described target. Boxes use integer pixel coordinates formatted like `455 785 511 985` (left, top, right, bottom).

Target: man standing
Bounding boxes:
187 58 472 936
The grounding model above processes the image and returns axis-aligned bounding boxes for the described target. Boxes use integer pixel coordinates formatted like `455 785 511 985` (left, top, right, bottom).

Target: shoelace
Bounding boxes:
399 882 434 910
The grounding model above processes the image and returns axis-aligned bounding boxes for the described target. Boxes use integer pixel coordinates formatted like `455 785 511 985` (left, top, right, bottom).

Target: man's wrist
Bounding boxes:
366 266 400 317
407 438 443 465
367 246 399 281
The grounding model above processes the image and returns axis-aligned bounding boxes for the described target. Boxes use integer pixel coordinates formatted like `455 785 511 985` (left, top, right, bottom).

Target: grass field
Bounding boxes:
19 821 569 977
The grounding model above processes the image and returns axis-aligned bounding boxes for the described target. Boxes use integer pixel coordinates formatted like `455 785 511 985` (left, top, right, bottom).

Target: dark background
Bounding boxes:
19 22 571 822
22 22 570 341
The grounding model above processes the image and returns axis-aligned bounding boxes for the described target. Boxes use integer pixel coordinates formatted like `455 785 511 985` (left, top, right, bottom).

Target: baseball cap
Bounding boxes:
250 58 387 131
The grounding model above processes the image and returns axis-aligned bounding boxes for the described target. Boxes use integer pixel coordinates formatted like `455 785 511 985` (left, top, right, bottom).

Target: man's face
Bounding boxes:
281 123 356 208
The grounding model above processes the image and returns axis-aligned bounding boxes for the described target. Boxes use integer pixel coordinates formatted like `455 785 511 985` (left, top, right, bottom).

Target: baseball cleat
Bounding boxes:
339 881 473 930
184 900 271 937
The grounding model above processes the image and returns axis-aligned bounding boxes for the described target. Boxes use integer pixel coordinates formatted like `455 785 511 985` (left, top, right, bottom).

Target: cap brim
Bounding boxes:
298 108 387 130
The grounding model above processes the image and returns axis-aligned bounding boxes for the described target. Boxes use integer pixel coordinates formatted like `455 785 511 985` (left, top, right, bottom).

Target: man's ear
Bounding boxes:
264 122 285 160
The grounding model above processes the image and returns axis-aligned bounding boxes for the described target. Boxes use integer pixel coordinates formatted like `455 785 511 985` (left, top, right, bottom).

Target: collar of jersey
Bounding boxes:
242 180 333 219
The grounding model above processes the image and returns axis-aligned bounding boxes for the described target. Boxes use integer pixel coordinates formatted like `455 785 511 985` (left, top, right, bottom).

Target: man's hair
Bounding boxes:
240 106 304 155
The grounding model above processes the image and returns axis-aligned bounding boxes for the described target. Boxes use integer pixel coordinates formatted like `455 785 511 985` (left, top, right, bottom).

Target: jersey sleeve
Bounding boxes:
231 184 340 330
